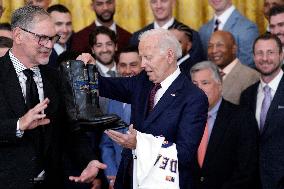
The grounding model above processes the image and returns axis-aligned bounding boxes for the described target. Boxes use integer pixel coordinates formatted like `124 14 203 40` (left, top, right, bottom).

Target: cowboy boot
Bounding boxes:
60 60 122 130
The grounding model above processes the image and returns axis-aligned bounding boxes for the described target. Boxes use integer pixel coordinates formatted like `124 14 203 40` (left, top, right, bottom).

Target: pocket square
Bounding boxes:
278 105 284 109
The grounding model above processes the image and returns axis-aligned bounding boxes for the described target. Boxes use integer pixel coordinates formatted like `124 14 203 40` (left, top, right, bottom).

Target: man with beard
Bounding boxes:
47 4 73 68
71 0 131 54
240 34 284 189
269 6 284 53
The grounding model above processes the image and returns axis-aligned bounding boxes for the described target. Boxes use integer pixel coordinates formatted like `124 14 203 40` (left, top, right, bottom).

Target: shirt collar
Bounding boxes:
208 98 222 119
221 58 238 77
96 60 116 75
95 20 117 33
177 54 190 66
260 69 283 93
54 43 66 55
154 17 175 29
9 50 40 76
160 67 181 91
214 5 235 30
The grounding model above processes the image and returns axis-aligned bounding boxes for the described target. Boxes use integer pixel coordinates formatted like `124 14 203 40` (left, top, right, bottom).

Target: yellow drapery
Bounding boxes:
0 0 265 33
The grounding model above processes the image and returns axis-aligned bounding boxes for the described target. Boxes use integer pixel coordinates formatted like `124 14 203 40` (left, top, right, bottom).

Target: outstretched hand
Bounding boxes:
105 124 137 149
69 160 107 183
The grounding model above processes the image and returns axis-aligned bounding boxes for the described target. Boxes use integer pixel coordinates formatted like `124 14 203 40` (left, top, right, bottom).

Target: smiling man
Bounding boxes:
199 0 259 67
207 31 259 104
47 4 73 68
71 0 131 54
269 5 284 52
241 34 284 189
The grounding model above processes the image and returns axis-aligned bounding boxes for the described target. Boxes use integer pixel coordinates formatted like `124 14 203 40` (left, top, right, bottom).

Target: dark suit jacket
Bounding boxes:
71 22 132 53
0 53 95 189
191 99 259 189
240 76 284 189
98 71 208 189
129 19 205 63
178 54 199 78
47 35 73 69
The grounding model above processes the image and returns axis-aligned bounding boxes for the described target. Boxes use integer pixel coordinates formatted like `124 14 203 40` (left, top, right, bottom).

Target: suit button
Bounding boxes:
200 177 205 182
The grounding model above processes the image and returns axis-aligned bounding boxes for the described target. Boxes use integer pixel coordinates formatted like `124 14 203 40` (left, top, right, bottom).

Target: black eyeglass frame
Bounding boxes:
19 27 60 46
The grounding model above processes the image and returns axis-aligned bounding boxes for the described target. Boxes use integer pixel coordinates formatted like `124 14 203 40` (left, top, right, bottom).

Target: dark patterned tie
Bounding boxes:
148 83 161 112
214 19 220 32
23 69 40 109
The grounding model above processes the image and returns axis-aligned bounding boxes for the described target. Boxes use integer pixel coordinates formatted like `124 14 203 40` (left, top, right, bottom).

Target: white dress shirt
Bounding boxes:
154 67 181 107
214 5 235 31
154 17 175 29
255 70 283 127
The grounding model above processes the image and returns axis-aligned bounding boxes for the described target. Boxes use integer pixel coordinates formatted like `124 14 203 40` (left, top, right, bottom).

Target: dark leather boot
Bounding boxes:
60 60 126 130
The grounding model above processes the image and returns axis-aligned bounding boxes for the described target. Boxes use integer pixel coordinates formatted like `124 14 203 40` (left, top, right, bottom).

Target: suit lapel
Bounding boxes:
202 100 230 168
262 76 284 135
2 54 27 117
223 9 239 31
143 74 185 130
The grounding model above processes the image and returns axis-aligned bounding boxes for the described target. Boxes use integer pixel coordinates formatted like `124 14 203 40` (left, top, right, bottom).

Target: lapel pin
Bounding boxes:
170 93 176 97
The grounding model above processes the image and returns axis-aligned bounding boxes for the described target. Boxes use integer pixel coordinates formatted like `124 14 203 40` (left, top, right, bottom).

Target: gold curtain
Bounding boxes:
1 0 265 33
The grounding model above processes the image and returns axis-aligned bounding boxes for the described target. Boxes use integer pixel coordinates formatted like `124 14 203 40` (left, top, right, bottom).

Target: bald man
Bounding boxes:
207 31 259 104
25 0 51 10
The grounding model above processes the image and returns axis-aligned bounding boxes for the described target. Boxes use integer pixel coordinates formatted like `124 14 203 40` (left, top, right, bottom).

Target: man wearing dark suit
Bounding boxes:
128 0 205 63
240 34 284 189
190 61 259 189
47 4 73 69
71 0 131 54
0 5 106 189
169 22 201 77
98 29 208 189
207 31 259 105
199 0 259 67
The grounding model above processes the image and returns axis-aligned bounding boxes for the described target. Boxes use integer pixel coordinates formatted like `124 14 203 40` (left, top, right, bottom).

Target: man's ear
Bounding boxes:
167 49 175 64
13 28 22 45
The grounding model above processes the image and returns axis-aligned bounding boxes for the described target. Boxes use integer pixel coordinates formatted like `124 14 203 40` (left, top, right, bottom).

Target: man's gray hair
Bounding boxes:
139 28 182 59
11 5 50 30
190 61 222 83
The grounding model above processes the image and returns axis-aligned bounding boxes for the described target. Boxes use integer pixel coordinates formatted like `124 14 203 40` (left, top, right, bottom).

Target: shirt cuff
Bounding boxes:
16 119 24 138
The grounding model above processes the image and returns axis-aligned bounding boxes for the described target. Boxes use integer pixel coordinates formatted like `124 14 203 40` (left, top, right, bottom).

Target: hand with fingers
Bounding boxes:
19 98 50 131
76 53 96 65
69 160 107 183
105 124 137 149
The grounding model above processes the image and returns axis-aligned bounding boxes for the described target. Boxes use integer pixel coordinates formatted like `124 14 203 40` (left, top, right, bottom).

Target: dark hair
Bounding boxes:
88 26 117 47
47 4 70 14
0 23 11 31
169 22 193 41
0 36 13 48
253 33 283 54
269 5 284 20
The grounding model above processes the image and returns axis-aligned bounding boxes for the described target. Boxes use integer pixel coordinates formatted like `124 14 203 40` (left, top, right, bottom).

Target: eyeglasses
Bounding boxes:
20 27 60 46
254 50 279 58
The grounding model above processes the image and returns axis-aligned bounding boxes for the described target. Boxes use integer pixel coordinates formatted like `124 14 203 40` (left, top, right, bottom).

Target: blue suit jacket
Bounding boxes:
99 100 130 177
199 9 259 67
99 71 208 189
240 76 284 189
129 19 205 64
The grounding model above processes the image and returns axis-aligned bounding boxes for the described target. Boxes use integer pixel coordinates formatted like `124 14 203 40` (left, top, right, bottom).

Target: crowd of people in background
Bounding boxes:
0 0 284 189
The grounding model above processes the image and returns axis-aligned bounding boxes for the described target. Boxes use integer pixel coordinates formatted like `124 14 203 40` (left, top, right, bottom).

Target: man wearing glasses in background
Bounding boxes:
0 5 106 189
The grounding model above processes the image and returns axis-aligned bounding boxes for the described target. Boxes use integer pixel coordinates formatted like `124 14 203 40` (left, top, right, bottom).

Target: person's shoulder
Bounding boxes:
231 9 258 27
116 24 132 36
74 22 96 37
133 23 154 35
